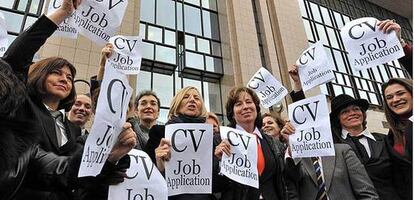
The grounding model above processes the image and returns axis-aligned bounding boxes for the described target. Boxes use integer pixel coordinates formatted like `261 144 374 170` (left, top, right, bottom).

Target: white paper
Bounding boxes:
108 35 143 74
340 17 405 71
108 149 168 200
164 123 213 196
288 94 335 158
247 67 288 108
78 64 132 177
0 12 8 57
47 0 78 39
69 0 128 45
296 41 335 92
219 127 259 189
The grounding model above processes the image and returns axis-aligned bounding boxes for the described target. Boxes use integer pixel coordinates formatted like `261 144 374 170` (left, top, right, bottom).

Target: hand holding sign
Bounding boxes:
214 139 231 159
107 122 137 163
155 138 172 172
340 17 405 71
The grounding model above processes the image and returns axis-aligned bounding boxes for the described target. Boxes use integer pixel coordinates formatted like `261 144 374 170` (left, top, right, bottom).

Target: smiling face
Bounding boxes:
68 95 92 127
262 116 281 137
339 105 364 131
384 83 413 116
177 89 203 117
233 92 257 126
136 95 159 122
44 65 73 101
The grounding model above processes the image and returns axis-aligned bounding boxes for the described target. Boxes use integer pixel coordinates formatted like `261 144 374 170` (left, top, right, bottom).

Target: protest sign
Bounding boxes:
340 17 404 71
296 41 335 92
69 0 128 45
108 35 143 74
109 149 168 200
219 127 259 189
164 123 213 196
79 64 132 177
47 0 78 39
0 12 8 57
288 94 335 158
247 67 288 108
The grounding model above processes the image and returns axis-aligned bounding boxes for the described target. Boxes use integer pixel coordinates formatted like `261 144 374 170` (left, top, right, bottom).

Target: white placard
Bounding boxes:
108 35 143 74
296 41 335 92
69 0 128 45
247 67 288 108
78 64 132 177
165 123 213 196
340 17 405 71
219 127 259 189
0 12 8 57
47 0 78 39
288 94 335 158
108 149 168 200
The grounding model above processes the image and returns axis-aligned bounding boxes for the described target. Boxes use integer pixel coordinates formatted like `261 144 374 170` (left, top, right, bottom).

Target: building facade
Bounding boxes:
1 0 412 132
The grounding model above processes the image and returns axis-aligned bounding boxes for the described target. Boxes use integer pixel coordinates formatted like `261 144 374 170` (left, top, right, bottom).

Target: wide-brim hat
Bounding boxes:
330 94 369 119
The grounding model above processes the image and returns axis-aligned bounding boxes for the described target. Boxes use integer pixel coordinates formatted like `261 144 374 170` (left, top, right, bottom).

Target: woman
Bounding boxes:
262 113 286 141
381 78 412 200
214 86 286 200
144 86 210 200
207 112 220 135
0 0 136 198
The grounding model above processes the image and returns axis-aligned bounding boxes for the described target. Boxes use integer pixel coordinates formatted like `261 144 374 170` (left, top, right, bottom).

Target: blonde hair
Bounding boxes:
168 86 208 120
207 112 220 125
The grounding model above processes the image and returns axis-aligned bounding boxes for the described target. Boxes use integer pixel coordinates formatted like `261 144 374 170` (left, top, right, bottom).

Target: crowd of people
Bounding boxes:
0 0 412 200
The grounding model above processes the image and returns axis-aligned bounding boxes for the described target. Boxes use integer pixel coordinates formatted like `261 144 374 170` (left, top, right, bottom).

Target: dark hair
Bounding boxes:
0 59 27 119
262 112 285 129
226 86 262 129
134 90 161 111
381 78 413 144
27 57 77 111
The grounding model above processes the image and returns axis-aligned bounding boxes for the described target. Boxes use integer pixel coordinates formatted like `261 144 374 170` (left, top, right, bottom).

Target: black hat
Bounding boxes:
330 94 369 119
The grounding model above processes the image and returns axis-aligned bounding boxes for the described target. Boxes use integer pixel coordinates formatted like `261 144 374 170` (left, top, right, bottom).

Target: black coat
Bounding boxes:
213 132 287 200
385 123 412 200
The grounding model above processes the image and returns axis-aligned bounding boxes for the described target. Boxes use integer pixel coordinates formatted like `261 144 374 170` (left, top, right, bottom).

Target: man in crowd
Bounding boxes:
68 94 93 136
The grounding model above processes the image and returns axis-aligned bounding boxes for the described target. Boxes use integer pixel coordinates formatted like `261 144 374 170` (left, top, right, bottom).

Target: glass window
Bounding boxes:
29 0 41 14
309 2 322 23
379 65 389 81
205 56 214 72
344 87 354 97
147 26 162 43
24 16 37 30
359 90 368 100
333 50 346 72
203 82 222 113
156 45 176 64
136 70 151 92
186 51 204 70
211 41 221 56
332 84 343 96
202 0 217 11
2 11 23 33
315 24 329 46
184 5 202 36
197 38 210 54
142 42 154 59
203 11 219 40
183 78 202 93
165 30 176 46
335 72 344 84
326 27 339 48
18 0 28 11
139 23 146 37
303 20 315 42
185 0 200 6
320 6 332 26
153 72 173 107
177 2 183 31
0 1 14 8
156 0 175 29
298 0 308 18
369 93 379 105
319 84 329 95
159 109 169 124
333 11 344 28
185 34 196 50
140 0 155 23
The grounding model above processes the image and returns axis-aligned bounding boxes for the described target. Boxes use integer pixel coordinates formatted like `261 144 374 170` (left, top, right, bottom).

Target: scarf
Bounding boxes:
166 114 206 125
